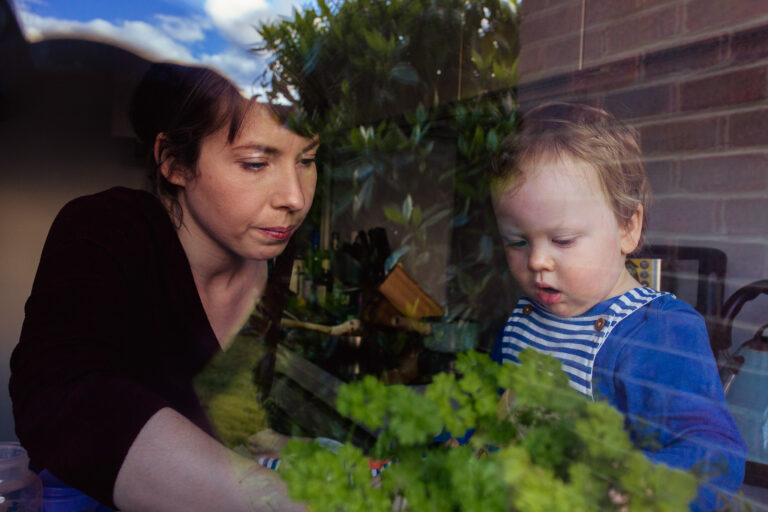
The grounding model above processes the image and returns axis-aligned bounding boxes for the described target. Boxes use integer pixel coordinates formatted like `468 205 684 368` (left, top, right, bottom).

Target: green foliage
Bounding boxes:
257 0 519 122
281 440 390 512
193 331 269 448
278 350 700 511
255 0 521 334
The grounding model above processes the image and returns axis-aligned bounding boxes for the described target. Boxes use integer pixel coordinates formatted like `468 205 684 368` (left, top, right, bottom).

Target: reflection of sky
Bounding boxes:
10 0 307 97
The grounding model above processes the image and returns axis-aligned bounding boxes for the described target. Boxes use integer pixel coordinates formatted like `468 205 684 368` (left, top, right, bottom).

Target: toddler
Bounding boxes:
489 102 745 512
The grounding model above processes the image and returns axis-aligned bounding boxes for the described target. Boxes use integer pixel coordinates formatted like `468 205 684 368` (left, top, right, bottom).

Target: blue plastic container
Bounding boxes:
39 470 112 512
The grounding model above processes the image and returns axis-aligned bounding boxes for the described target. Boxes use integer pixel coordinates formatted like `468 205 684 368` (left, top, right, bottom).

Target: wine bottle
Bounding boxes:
289 259 305 295
315 257 333 307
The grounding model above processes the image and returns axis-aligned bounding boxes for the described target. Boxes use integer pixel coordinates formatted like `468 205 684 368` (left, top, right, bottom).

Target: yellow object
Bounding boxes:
627 257 662 290
377 262 443 319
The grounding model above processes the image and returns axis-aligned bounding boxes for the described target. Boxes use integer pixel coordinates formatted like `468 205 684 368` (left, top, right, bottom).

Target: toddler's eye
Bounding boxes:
506 240 527 248
553 238 575 247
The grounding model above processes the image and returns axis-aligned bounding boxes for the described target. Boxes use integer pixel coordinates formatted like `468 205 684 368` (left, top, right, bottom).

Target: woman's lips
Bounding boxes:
258 227 294 241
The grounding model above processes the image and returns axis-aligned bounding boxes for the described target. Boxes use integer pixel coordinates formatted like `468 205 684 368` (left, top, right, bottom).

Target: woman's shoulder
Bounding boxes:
44 187 178 268
59 187 161 221
53 187 166 236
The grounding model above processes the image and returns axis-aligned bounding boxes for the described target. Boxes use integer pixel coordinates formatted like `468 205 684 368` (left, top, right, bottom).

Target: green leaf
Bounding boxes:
390 63 420 84
383 204 406 225
486 128 499 151
353 175 374 216
401 194 413 222
416 102 427 125
421 207 451 229
411 205 423 227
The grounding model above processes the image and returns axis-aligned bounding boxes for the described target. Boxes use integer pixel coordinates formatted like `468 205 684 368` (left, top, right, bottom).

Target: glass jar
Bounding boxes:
0 442 43 511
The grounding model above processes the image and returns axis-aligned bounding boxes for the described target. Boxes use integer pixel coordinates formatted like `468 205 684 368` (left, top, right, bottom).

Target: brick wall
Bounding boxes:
515 0 768 327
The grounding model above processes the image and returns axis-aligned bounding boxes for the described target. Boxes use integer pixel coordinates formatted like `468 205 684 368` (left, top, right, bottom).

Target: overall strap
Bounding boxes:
499 288 668 398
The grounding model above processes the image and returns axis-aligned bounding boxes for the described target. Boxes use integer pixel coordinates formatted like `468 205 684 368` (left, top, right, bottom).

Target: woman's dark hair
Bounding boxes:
129 62 250 223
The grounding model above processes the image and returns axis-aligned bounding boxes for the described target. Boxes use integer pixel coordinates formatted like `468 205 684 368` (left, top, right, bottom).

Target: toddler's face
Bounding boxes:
492 152 641 317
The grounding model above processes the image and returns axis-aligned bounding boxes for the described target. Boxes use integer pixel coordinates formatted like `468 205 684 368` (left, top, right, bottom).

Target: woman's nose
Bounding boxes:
272 164 306 211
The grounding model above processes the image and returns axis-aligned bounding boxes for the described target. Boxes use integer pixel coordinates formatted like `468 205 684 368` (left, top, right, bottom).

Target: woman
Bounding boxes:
10 62 315 511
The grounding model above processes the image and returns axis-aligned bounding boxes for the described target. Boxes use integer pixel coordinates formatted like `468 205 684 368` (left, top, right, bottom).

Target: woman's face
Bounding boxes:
171 103 318 263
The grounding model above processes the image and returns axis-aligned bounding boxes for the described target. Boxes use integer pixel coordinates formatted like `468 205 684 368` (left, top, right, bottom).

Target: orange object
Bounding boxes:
369 458 391 471
377 262 443 319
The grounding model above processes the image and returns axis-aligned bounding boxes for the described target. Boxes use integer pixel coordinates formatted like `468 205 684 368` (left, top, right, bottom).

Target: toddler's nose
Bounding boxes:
528 246 555 272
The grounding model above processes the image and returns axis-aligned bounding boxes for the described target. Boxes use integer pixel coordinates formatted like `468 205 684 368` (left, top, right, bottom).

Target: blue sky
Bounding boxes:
11 0 307 96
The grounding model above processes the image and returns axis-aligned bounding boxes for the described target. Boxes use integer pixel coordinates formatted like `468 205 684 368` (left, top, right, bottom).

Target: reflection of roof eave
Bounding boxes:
1 0 33 82
28 37 154 138
29 37 151 74
1 0 28 44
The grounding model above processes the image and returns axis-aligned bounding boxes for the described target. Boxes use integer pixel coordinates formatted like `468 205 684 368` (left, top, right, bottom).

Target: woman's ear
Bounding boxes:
620 204 643 255
154 134 187 187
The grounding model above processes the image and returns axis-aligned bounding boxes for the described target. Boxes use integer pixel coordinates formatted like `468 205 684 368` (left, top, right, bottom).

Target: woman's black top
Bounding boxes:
10 187 220 507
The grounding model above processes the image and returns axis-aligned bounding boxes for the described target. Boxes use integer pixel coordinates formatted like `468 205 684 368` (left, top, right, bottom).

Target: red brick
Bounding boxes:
572 56 641 94
541 33 582 71
603 4 682 57
729 108 768 147
603 83 674 119
718 242 768 284
649 197 720 234
685 0 768 34
518 45 544 77
582 25 605 63
585 0 642 26
679 154 768 193
517 73 575 104
640 117 723 155
643 35 727 79
723 198 768 235
732 25 768 64
519 0 562 16
520 2 582 46
645 159 680 193
680 67 768 112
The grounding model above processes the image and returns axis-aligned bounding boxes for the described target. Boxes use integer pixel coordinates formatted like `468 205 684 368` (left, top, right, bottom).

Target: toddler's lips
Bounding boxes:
536 287 562 305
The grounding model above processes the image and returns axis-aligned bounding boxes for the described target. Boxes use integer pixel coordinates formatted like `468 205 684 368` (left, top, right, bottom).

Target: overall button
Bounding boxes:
594 317 606 331
522 305 534 315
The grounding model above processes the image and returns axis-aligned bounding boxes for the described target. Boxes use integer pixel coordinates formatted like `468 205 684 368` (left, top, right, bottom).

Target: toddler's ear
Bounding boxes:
620 205 643 255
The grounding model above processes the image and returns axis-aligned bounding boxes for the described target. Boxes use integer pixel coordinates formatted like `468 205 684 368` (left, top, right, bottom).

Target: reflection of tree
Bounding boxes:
257 0 519 120
255 0 521 343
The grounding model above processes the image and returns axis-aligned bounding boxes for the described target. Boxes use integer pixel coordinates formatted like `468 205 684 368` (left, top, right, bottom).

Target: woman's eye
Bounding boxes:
242 161 267 171
299 157 317 167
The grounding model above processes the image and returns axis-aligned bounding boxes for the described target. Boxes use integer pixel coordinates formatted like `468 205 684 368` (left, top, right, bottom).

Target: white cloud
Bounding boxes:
155 14 211 43
17 11 198 62
11 0 299 99
203 0 299 46
12 0 47 12
200 46 267 98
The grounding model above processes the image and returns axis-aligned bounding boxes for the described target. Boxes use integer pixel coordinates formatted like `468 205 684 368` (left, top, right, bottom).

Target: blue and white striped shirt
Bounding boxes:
497 287 667 398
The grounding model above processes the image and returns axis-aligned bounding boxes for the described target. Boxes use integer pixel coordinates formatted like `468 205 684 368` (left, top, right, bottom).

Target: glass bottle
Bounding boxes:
289 259 305 295
315 258 333 307
0 442 43 512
